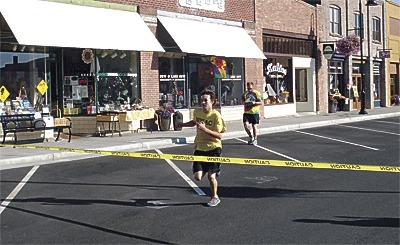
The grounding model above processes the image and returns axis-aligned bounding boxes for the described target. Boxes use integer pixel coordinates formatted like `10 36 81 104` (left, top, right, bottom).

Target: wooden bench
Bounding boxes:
1 114 72 144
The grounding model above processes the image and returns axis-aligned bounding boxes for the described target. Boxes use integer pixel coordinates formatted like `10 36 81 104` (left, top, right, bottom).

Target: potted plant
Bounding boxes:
155 106 174 131
336 35 360 57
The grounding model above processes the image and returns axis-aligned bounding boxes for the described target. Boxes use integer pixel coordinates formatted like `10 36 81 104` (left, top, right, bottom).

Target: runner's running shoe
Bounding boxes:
248 136 253 145
207 197 221 207
253 139 257 145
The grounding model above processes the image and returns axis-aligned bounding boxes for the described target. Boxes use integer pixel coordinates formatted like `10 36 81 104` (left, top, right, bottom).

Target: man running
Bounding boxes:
241 82 263 145
179 90 226 207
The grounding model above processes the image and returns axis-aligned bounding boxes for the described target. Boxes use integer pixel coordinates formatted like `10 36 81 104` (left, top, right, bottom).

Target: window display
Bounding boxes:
188 56 243 107
0 50 50 115
159 57 185 109
159 74 186 108
63 75 95 115
158 56 244 109
97 74 137 111
61 48 139 115
263 59 292 105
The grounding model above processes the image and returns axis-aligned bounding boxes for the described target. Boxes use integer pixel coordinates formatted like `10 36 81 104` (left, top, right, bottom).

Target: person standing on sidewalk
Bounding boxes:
241 82 263 145
178 90 226 207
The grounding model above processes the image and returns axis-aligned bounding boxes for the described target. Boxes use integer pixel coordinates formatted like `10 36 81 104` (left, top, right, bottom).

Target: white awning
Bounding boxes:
158 16 265 59
0 0 164 52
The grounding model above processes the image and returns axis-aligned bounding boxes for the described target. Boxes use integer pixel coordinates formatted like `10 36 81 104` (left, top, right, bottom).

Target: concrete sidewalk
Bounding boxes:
1 106 399 170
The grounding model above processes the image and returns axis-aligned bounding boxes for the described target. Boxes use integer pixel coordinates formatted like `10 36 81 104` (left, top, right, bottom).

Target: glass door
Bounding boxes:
352 75 361 110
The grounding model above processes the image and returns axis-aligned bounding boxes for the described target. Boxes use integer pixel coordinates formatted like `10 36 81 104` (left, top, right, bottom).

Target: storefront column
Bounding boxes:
317 44 329 114
344 58 352 110
365 58 374 109
243 21 264 117
379 61 388 107
139 6 159 110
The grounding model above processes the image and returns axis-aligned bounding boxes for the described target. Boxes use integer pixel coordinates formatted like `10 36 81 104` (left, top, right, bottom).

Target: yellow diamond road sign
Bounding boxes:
37 80 48 95
0 86 10 102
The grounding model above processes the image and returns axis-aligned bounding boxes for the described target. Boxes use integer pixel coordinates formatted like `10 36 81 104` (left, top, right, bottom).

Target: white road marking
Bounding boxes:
295 131 379 150
235 138 300 162
341 125 400 136
155 149 206 196
0 165 39 215
245 176 278 184
374 120 400 125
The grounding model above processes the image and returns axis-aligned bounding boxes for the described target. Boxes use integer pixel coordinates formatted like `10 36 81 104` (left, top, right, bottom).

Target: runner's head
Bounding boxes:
200 90 216 112
246 82 254 92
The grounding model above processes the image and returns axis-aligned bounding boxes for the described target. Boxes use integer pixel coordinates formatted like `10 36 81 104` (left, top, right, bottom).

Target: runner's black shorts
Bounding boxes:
192 147 222 174
243 113 260 124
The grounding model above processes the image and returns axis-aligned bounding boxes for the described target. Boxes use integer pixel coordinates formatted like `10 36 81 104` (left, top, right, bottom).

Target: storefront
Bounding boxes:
262 34 316 118
156 12 265 121
389 63 399 106
372 61 382 107
0 0 164 134
352 63 362 111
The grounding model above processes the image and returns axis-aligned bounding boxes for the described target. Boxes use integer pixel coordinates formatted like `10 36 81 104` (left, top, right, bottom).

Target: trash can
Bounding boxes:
156 110 171 131
173 111 183 131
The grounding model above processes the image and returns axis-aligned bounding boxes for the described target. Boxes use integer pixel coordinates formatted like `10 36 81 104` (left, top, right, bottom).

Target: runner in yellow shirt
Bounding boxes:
179 90 226 207
241 82 263 145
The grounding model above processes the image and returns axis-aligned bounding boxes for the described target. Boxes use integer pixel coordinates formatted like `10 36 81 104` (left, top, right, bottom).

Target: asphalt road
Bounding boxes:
1 117 399 244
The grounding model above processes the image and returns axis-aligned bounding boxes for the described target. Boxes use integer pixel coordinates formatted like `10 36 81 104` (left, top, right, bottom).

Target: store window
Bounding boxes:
372 17 381 42
188 56 243 107
354 12 361 37
329 5 342 35
159 57 185 109
263 58 293 105
0 47 51 115
295 69 308 102
328 61 343 90
96 49 139 112
62 48 139 115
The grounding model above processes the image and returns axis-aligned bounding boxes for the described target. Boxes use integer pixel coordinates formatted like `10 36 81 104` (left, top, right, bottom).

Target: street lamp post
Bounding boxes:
359 0 379 115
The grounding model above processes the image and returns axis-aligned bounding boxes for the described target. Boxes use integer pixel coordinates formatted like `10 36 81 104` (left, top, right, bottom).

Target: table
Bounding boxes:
96 111 121 137
124 108 155 121
123 108 155 132
96 109 155 135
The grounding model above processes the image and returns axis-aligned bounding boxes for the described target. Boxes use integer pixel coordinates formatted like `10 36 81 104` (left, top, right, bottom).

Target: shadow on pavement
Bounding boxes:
293 216 400 228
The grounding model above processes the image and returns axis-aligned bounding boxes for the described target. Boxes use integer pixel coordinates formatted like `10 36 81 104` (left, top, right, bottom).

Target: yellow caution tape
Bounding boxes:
2 144 399 173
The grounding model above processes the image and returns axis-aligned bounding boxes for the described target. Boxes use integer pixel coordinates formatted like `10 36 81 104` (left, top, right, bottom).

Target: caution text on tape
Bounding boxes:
2 144 399 173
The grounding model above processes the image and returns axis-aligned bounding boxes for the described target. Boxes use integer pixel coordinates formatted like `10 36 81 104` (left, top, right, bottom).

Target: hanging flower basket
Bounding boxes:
336 35 360 57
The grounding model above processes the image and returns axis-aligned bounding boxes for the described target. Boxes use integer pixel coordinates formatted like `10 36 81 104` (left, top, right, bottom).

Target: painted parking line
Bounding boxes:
374 120 400 125
295 131 379 151
341 125 400 136
235 138 300 162
155 149 206 196
0 165 39 215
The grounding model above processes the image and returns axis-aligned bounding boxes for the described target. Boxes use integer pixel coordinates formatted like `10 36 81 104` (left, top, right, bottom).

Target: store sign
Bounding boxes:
0 86 10 102
179 0 225 12
36 80 48 95
159 74 185 81
81 49 94 64
323 43 335 60
222 75 242 81
266 63 287 76
331 52 346 62
379 50 390 59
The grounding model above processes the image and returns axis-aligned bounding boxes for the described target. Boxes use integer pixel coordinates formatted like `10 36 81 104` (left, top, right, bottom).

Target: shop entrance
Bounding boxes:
352 75 361 110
